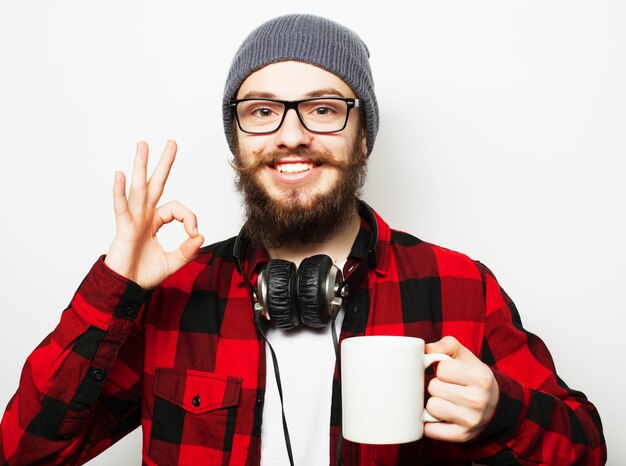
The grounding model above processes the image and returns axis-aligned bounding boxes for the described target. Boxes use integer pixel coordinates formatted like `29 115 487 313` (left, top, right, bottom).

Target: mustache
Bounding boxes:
233 149 352 174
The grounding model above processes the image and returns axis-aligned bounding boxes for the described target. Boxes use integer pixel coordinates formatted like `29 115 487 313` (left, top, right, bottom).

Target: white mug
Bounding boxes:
341 336 451 444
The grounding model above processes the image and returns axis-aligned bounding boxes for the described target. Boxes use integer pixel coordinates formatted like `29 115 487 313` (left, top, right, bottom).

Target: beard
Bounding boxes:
234 133 368 249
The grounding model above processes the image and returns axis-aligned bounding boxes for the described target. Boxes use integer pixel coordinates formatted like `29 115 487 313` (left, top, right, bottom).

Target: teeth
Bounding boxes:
276 162 314 174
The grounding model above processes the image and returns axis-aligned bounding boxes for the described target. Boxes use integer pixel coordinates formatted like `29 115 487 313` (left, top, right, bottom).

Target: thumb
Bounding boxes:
167 234 204 273
425 335 477 362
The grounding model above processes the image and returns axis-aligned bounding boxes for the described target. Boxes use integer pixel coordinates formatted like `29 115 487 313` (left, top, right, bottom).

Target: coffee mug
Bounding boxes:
341 336 451 444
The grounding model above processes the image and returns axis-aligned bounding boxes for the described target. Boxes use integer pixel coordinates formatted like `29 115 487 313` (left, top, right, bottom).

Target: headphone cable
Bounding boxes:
255 312 344 466
331 314 343 466
256 321 296 466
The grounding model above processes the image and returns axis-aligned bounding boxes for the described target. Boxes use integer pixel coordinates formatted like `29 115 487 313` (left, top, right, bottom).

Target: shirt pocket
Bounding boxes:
148 368 242 465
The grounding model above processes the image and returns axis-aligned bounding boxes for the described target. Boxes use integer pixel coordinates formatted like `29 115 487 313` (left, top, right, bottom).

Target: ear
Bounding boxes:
360 129 368 157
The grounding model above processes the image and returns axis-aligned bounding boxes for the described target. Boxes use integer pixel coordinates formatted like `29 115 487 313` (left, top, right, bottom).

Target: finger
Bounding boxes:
155 201 199 238
431 359 474 386
166 234 205 274
435 358 495 390
112 171 132 225
428 376 489 411
128 141 149 209
423 411 474 443
425 395 472 427
428 375 469 405
147 140 177 205
424 422 471 443
426 336 479 363
425 335 463 357
179 234 204 261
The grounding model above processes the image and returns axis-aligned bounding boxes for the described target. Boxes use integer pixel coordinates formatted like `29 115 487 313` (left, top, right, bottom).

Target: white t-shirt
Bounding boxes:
260 304 345 466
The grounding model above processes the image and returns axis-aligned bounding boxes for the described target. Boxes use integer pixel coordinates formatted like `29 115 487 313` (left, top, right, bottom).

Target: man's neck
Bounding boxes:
266 206 361 268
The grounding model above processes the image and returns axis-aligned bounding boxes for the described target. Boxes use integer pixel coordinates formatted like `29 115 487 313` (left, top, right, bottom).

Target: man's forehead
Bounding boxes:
236 60 356 100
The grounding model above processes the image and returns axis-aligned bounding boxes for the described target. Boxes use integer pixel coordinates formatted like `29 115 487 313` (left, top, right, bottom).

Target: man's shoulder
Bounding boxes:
388 229 484 280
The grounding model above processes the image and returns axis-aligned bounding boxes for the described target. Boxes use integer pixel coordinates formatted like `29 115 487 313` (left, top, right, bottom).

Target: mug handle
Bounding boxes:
422 352 452 423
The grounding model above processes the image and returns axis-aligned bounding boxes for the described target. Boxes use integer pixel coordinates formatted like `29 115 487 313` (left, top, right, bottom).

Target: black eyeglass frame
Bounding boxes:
229 97 360 134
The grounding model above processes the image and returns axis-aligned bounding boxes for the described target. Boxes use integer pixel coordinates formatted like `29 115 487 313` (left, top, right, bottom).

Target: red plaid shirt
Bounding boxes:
1 208 606 465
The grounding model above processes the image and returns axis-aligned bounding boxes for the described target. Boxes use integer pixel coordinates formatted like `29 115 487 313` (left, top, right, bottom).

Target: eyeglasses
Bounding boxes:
230 97 359 134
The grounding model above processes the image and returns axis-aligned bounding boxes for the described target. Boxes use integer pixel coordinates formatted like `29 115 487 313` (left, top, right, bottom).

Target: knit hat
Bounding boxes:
222 14 379 156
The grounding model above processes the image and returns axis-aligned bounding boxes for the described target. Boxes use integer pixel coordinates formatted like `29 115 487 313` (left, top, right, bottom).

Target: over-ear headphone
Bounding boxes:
233 201 378 330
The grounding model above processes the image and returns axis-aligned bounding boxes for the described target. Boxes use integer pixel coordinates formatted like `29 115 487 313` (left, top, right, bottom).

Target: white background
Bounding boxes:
1 1 624 464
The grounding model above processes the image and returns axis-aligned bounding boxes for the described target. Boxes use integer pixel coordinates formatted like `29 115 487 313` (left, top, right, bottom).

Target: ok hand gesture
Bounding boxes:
104 140 204 289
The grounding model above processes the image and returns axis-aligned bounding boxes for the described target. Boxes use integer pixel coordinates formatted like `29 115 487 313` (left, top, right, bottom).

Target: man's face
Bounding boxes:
233 61 368 247
235 60 367 208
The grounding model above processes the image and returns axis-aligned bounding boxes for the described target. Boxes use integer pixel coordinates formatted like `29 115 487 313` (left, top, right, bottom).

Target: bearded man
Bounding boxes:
0 14 606 466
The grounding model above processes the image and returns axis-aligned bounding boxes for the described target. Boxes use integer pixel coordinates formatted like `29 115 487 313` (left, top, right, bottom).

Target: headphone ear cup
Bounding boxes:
265 260 300 330
297 255 334 328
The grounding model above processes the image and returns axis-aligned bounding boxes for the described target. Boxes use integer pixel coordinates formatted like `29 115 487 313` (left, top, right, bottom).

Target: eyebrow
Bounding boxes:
240 87 348 99
304 88 346 98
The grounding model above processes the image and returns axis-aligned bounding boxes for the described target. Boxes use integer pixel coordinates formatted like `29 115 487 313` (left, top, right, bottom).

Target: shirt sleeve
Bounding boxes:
1 256 149 465
464 262 607 465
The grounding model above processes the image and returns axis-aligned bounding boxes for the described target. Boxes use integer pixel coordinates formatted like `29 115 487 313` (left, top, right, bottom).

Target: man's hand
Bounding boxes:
424 336 499 443
104 140 204 289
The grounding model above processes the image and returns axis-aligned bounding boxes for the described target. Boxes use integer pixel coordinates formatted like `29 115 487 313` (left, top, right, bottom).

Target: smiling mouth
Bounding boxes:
273 161 322 174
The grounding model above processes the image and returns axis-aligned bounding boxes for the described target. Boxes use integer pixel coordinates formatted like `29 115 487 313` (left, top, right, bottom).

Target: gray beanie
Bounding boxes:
222 14 379 156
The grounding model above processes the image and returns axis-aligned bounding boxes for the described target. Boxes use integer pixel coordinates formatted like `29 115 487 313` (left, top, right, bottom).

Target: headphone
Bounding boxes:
233 201 378 330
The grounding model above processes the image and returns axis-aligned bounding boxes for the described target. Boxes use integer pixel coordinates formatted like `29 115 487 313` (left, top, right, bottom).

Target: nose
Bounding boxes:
274 108 312 149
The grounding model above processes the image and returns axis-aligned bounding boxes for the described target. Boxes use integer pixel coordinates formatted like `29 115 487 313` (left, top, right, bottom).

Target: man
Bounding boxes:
0 14 606 466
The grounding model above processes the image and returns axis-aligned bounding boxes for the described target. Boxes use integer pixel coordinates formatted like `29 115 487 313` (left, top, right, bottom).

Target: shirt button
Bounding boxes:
92 369 104 382
192 395 201 407
124 305 137 317
256 397 262 406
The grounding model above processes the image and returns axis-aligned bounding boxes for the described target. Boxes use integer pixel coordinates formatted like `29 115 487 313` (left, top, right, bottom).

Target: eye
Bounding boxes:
251 106 275 118
312 105 336 116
